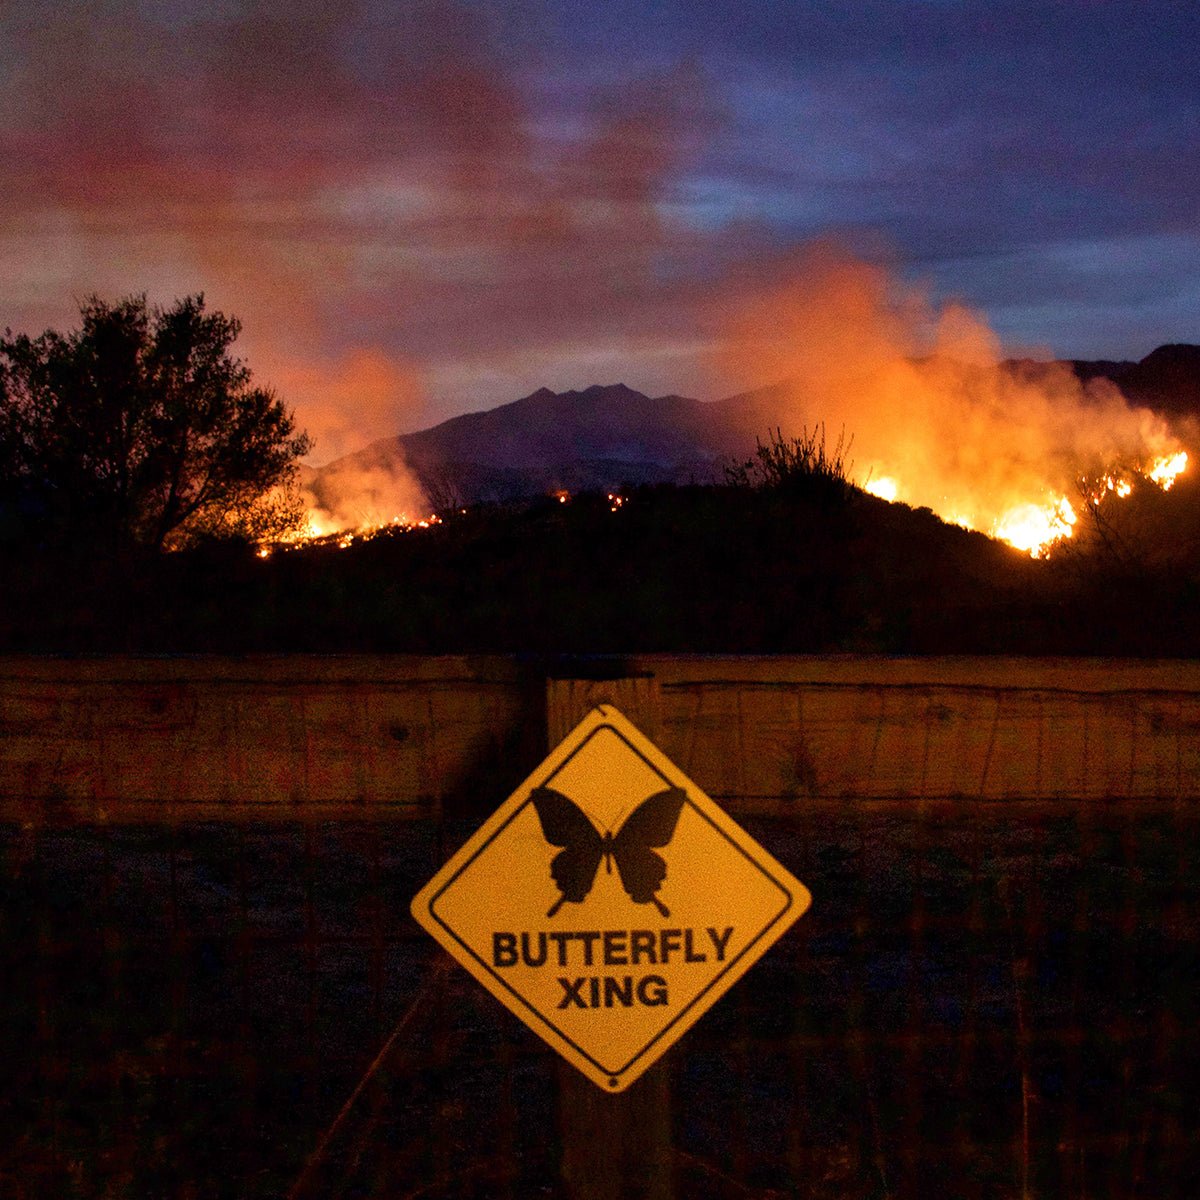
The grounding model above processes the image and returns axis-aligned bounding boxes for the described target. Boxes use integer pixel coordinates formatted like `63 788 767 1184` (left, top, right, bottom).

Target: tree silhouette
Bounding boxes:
0 294 311 551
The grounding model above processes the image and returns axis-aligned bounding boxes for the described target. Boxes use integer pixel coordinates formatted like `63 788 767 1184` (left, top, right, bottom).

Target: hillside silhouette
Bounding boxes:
8 347 1200 657
7 471 1200 656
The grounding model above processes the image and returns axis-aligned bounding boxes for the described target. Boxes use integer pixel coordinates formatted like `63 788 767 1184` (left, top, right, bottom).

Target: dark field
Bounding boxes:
2 803 1197 1199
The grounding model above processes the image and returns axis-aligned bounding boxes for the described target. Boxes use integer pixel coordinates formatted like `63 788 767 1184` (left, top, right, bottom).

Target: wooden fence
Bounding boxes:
6 655 1200 823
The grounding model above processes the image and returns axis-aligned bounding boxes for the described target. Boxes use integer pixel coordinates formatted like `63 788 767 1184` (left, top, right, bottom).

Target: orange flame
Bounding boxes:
1150 451 1188 489
258 510 443 556
860 451 1190 557
720 243 1193 560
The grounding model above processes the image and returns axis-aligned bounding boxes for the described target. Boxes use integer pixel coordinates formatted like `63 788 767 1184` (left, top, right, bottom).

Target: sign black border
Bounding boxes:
422 722 798 1085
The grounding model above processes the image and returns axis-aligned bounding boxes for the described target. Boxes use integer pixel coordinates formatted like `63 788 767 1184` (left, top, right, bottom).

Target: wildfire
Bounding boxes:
859 451 1189 558
257 511 442 557
993 496 1077 556
1151 451 1189 489
989 451 1191 557
256 485 634 558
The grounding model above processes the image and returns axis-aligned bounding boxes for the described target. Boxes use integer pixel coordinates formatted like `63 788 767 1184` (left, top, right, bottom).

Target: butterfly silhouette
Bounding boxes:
530 785 686 918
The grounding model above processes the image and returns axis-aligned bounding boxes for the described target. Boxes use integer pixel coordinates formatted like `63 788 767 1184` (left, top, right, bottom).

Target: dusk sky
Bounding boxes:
2 0 1198 463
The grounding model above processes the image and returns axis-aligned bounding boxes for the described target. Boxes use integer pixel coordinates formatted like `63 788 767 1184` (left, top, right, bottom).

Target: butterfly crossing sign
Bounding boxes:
411 705 811 1092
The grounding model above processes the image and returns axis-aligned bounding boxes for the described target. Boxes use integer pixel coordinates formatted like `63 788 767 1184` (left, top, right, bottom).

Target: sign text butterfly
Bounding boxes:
492 925 736 1009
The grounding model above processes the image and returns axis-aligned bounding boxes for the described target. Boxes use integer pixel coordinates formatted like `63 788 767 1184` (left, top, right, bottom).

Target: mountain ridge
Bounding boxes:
304 346 1200 515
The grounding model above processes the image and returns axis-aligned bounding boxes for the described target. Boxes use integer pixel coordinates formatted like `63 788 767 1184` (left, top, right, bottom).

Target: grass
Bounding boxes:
2 810 1198 1198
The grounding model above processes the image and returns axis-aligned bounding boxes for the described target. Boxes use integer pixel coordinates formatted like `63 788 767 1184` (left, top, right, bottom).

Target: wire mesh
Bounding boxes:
1 797 1197 1198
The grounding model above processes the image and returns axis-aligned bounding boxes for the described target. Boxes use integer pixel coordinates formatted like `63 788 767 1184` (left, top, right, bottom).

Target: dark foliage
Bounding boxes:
10 475 1192 656
0 295 311 553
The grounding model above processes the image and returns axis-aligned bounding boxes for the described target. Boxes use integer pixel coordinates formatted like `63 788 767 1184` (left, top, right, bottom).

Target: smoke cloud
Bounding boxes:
0 1 738 530
301 456 429 536
717 241 1181 539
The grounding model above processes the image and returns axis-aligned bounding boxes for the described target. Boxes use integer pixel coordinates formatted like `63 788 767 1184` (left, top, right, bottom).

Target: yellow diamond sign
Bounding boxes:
410 705 812 1091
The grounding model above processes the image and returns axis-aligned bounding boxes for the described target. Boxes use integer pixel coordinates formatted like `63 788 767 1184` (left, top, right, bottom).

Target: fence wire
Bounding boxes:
1 798 1197 1199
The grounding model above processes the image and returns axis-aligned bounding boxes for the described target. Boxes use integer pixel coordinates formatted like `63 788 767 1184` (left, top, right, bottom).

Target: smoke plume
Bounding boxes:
718 242 1181 539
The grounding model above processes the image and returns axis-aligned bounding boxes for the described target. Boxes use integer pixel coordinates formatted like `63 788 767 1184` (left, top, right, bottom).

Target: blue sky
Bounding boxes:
2 0 1197 461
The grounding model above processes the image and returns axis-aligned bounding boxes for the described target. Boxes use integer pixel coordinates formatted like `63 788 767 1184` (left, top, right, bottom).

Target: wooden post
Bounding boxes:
547 675 675 1200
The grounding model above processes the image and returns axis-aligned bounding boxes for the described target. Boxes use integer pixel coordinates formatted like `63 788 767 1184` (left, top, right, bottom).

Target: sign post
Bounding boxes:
549 678 674 1200
410 677 811 1197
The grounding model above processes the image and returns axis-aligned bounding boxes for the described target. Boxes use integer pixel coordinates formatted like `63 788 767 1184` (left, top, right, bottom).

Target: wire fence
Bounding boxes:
2 794 1196 1199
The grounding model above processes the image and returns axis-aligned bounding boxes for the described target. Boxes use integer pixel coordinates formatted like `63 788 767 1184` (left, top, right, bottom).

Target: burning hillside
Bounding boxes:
293 368 1195 560
844 353 1189 555
853 356 1191 556
285 248 1197 558
720 244 1194 558
10 458 1200 658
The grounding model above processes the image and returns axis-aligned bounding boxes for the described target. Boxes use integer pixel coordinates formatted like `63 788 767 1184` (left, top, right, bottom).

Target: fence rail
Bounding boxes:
7 655 1200 822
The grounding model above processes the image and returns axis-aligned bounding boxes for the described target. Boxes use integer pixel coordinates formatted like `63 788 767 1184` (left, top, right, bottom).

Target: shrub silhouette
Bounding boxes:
0 294 310 552
725 425 857 508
